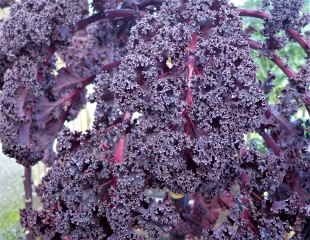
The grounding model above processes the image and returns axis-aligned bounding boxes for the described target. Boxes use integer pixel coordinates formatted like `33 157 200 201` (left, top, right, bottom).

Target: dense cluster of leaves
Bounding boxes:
0 0 309 239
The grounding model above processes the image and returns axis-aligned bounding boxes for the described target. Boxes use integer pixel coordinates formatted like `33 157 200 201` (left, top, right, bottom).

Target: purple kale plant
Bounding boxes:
0 0 309 239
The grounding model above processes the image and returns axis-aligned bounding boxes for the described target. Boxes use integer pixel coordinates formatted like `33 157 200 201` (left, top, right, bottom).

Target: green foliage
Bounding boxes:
0 150 24 239
245 132 268 153
303 0 310 13
0 203 24 240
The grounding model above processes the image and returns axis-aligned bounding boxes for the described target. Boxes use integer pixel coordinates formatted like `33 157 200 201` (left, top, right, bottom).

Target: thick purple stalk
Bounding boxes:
24 166 34 240
238 9 270 20
75 9 138 32
286 28 310 56
270 53 297 79
258 130 282 156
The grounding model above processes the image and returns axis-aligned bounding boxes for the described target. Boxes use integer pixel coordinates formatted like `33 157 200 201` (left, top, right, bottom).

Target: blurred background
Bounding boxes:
0 0 309 239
